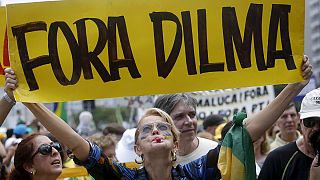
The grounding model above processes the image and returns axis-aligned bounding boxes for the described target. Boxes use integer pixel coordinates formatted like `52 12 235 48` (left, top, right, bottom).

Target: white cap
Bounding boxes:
115 128 137 163
300 88 320 119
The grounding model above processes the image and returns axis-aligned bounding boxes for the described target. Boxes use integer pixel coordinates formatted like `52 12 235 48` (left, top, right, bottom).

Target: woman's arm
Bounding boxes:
23 103 129 179
23 103 90 161
4 68 90 161
0 68 17 124
0 96 14 124
245 55 313 141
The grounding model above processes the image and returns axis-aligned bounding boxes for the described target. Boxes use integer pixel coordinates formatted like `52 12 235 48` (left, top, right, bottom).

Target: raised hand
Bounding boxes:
298 55 313 87
310 155 320 180
4 68 17 101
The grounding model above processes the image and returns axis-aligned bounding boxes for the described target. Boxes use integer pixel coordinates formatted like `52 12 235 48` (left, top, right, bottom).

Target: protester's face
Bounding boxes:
276 106 299 135
301 118 320 152
29 136 62 176
135 115 176 156
169 102 197 142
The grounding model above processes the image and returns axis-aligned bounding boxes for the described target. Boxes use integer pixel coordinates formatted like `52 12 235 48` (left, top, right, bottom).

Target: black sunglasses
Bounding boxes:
303 117 320 128
31 142 62 159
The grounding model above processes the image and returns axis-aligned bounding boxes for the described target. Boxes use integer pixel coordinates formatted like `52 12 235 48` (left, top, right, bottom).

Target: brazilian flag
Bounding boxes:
53 102 68 122
218 112 256 180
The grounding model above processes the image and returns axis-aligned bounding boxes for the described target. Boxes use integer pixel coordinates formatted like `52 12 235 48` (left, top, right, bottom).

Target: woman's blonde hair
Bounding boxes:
134 108 180 144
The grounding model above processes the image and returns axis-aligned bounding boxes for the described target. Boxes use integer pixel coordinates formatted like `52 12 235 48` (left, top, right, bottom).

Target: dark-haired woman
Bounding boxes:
8 133 62 180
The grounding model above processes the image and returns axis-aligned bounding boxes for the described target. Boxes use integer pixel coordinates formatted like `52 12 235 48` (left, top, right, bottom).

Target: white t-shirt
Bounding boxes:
175 137 218 166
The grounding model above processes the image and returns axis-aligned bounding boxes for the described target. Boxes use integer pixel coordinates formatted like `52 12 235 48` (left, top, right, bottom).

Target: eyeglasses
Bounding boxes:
31 142 62 159
303 117 320 128
139 122 171 135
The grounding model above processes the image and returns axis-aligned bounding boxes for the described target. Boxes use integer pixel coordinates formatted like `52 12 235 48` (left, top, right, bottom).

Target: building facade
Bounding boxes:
306 0 320 86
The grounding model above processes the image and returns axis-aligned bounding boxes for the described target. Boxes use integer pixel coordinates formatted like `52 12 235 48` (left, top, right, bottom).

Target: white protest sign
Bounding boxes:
194 86 275 120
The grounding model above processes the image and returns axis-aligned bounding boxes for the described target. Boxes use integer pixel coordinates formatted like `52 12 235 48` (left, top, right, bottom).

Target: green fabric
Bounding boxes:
54 102 68 122
221 112 256 180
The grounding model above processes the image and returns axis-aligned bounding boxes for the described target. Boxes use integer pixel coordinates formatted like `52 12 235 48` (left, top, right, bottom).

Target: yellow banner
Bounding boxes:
58 166 89 179
7 0 305 102
0 5 8 86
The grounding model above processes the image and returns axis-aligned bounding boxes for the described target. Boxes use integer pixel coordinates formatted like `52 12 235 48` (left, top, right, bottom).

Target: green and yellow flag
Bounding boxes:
53 102 68 122
218 112 256 180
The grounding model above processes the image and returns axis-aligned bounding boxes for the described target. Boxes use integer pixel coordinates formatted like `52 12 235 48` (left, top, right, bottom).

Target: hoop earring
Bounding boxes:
135 154 144 164
171 151 177 162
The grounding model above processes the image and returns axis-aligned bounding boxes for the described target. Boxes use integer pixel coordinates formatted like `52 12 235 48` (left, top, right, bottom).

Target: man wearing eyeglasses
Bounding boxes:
259 88 320 180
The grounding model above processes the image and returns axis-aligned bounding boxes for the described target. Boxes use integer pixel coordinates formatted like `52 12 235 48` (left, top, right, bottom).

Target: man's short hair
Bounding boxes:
203 114 225 130
154 93 197 114
286 102 297 111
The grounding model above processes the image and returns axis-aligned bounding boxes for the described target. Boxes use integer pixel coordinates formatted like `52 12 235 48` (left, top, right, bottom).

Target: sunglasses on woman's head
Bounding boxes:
303 117 320 128
139 122 171 135
31 142 62 159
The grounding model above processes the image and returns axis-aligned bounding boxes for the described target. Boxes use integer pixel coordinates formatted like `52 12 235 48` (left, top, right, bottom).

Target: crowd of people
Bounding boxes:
0 55 318 179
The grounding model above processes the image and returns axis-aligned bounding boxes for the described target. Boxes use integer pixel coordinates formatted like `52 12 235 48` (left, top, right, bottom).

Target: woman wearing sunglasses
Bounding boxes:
8 133 63 180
